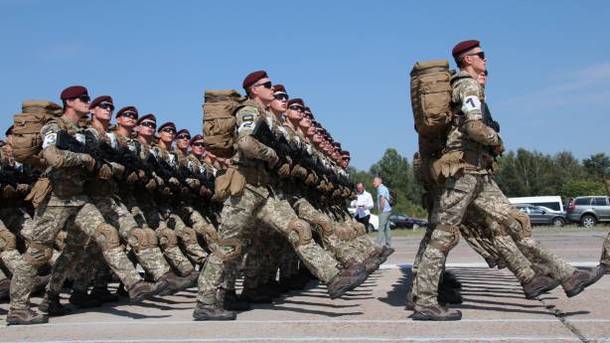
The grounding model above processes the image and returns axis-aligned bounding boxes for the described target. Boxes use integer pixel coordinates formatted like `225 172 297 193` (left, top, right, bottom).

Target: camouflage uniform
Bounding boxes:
197 101 342 307
9 117 142 313
411 71 577 309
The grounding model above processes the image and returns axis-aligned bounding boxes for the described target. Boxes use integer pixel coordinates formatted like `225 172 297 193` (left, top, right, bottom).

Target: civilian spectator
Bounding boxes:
350 183 374 232
373 177 393 247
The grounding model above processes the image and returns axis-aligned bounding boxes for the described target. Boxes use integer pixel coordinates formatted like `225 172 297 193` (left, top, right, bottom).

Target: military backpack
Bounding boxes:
410 60 453 158
11 100 63 168
202 90 247 158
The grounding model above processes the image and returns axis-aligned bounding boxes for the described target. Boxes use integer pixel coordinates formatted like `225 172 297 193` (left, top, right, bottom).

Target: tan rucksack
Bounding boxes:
410 60 453 158
11 100 63 168
202 90 246 158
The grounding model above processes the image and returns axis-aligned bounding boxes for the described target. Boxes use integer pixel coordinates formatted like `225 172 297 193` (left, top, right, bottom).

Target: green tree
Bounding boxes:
560 179 607 199
495 149 556 196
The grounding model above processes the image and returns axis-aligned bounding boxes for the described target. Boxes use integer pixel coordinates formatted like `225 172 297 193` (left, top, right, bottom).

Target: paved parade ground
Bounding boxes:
2 228 609 343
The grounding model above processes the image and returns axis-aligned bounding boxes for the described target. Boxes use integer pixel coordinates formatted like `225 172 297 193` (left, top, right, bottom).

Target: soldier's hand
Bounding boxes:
199 186 212 199
127 171 140 184
2 185 17 198
168 177 180 188
290 164 308 180
185 178 201 189
16 183 31 195
80 154 96 172
305 173 318 186
97 163 113 180
137 169 146 181
265 150 279 169
145 178 157 191
110 162 126 178
278 163 292 178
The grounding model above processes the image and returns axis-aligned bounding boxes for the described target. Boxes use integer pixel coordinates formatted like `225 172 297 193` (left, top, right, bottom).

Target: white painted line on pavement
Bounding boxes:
1 336 598 343
379 261 600 269
3 318 610 328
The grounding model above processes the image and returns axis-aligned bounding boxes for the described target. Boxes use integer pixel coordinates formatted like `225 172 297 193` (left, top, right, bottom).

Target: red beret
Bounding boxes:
116 106 139 118
89 95 113 110
60 85 88 100
137 113 156 125
452 40 480 59
176 129 191 137
341 150 350 157
242 70 268 90
287 98 304 107
5 125 14 137
273 84 287 94
158 122 176 132
190 134 204 145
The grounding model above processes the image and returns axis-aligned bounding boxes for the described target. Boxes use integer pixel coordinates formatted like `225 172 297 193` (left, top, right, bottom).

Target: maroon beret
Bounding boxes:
60 85 88 100
190 134 204 145
5 125 14 137
116 106 139 118
242 70 268 91
273 84 287 94
89 95 113 110
452 40 480 58
137 113 156 125
158 122 176 132
341 150 350 157
287 98 304 107
176 129 191 137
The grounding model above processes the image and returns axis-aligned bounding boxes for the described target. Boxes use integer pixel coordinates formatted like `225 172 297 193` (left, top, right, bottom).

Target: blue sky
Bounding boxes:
1 0 609 170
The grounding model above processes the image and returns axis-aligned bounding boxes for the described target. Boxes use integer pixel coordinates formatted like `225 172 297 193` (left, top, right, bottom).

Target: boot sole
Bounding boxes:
6 318 49 325
410 312 462 321
565 271 605 298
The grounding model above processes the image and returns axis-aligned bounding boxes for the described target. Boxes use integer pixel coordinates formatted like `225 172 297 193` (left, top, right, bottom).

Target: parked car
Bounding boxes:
388 214 428 229
566 196 610 228
513 204 567 227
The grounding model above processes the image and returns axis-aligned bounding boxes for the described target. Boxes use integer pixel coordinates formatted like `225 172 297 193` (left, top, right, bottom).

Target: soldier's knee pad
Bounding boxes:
288 219 313 247
128 227 157 252
429 224 460 253
354 222 367 237
314 217 334 237
157 228 178 249
505 210 532 239
179 227 198 245
0 228 17 251
24 243 53 268
335 223 356 241
94 223 121 251
197 223 220 243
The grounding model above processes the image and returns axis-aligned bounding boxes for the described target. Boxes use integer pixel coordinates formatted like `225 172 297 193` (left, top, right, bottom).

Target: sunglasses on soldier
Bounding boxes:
192 142 205 148
77 95 91 103
253 81 272 89
289 105 304 111
99 103 115 111
466 51 486 60
176 134 191 140
140 121 156 129
274 93 289 101
119 111 138 120
160 127 176 134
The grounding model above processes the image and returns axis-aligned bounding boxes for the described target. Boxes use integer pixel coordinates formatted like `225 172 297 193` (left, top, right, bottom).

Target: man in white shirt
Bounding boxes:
351 183 374 233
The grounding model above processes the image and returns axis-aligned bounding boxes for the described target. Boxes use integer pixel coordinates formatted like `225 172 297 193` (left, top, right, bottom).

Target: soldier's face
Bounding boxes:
464 47 486 74
312 132 323 144
251 78 275 103
191 140 204 156
138 121 156 137
117 113 137 129
287 106 304 121
270 93 288 112
68 96 91 115
159 129 175 143
92 104 113 122
299 117 312 129
306 126 317 137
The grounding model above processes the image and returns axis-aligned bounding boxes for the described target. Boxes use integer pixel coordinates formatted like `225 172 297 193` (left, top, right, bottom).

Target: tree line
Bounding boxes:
349 149 610 218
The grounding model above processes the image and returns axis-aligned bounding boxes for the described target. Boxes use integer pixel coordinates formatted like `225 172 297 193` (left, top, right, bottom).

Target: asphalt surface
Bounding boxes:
1 229 609 343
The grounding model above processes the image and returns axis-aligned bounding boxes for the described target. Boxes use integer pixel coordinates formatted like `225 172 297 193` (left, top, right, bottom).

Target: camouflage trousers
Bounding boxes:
160 204 208 266
293 198 365 266
0 208 31 276
197 184 341 306
127 193 194 277
10 197 141 310
412 173 575 307
601 232 610 267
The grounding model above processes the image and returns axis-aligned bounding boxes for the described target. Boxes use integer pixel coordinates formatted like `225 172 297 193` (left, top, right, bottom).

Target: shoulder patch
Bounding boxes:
462 95 482 112
42 132 57 149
